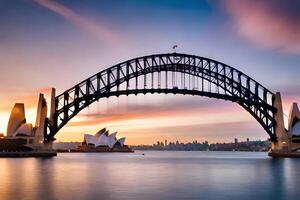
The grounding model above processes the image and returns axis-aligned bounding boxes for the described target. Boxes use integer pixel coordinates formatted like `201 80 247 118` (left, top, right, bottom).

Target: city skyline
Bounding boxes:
1 0 300 145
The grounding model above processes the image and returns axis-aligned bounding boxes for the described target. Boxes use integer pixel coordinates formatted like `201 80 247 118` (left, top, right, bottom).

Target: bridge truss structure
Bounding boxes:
44 53 277 142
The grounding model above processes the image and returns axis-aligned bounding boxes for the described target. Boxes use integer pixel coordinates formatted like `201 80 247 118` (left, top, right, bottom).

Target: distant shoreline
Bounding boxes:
53 140 270 152
131 149 268 152
54 149 268 153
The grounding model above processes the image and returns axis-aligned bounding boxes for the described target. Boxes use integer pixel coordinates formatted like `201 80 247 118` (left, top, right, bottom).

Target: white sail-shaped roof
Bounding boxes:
107 132 117 148
13 123 33 137
84 134 96 145
103 130 109 136
7 103 26 137
109 132 117 140
95 133 109 147
117 137 126 147
95 133 117 148
84 129 125 148
95 128 106 138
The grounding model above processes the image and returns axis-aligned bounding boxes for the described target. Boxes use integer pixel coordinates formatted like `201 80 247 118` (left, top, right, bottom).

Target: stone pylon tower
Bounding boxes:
271 92 300 153
271 92 289 150
34 93 48 144
49 88 56 125
43 88 56 149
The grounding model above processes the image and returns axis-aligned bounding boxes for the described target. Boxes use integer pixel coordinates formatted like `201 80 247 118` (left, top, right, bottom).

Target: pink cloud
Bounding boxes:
67 99 246 128
222 0 300 54
34 0 121 46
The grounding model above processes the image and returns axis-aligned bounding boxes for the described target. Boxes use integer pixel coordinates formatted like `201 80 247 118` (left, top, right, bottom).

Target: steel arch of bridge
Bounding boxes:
44 53 277 142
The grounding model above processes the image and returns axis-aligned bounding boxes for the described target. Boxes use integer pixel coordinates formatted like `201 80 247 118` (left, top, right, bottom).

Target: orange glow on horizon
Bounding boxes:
0 87 299 145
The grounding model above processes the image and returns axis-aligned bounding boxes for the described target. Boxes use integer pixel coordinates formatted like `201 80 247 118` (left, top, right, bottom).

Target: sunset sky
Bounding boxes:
0 0 300 145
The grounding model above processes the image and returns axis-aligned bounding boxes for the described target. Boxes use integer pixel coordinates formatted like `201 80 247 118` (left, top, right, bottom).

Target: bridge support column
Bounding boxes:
43 140 54 150
35 93 48 144
49 88 56 125
41 88 56 150
271 92 289 151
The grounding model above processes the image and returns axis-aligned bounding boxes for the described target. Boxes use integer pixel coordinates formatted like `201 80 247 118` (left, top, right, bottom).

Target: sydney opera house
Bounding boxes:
77 128 133 152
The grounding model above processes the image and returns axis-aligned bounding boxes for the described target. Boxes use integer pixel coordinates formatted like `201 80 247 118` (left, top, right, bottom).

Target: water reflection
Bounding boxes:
1 152 300 200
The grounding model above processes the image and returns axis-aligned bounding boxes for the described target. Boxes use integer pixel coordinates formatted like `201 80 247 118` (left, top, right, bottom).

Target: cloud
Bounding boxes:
79 98 234 118
222 0 300 54
0 87 52 110
68 97 246 128
34 0 120 46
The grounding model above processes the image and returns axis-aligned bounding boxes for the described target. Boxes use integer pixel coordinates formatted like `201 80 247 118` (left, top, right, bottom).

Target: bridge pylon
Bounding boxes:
49 88 56 126
43 88 56 148
271 92 289 151
269 92 300 156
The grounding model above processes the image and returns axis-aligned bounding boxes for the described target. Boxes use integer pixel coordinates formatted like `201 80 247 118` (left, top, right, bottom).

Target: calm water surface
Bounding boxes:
1 151 300 200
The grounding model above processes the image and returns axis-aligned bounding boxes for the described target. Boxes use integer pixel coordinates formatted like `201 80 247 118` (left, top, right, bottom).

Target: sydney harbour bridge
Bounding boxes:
5 53 300 156
45 53 277 141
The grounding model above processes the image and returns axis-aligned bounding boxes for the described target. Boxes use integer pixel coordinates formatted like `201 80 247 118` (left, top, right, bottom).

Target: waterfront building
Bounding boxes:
78 128 132 152
6 103 26 137
234 138 238 144
0 93 48 152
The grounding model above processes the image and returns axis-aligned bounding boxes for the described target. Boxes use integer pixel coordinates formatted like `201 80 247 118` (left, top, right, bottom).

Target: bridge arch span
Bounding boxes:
44 53 277 142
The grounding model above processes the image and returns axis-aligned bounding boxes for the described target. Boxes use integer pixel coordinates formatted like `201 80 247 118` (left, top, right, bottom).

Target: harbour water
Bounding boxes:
1 151 300 200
